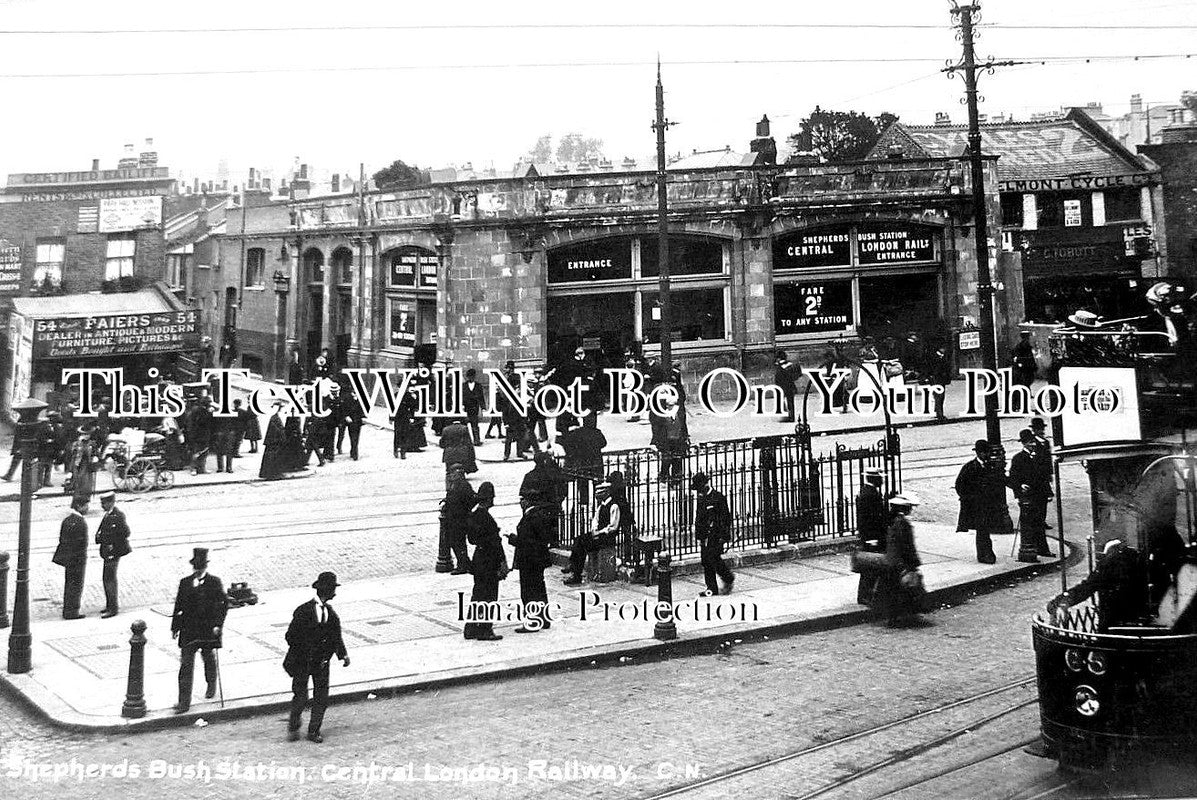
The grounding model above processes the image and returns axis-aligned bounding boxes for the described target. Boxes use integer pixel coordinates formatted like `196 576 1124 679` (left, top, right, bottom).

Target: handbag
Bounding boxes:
850 550 891 573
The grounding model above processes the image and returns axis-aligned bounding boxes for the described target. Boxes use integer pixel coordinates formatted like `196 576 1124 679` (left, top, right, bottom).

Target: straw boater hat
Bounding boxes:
1067 310 1100 328
889 494 919 508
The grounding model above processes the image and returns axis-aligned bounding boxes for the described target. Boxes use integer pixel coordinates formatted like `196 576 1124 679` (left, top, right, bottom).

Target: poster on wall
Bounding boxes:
98 196 163 232
772 227 851 270
389 249 439 289
857 226 937 265
1064 199 1083 227
0 239 22 295
774 280 854 335
390 302 415 346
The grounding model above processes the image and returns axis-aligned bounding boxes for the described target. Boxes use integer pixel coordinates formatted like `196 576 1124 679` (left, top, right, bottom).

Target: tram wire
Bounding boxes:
637 676 1038 800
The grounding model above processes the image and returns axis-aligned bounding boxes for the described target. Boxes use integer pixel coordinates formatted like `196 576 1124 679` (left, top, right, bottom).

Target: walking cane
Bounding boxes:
195 637 226 708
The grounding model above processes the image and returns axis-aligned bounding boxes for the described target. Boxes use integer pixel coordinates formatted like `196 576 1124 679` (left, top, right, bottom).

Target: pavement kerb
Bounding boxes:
0 541 1076 734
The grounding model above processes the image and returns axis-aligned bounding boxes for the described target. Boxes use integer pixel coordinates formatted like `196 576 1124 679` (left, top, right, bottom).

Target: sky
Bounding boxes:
0 0 1194 186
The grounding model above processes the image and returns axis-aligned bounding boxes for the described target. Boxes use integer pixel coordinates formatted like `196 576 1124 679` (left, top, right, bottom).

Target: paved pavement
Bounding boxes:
0 517 1059 731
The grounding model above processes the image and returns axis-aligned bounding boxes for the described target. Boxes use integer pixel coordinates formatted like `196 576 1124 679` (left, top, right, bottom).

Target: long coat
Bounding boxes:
512 504 556 572
259 412 286 479
283 599 347 677
171 573 228 648
874 513 923 618
96 507 132 559
955 458 1006 532
392 394 426 451
855 484 888 549
52 512 88 567
440 422 477 473
467 506 506 579
237 408 262 442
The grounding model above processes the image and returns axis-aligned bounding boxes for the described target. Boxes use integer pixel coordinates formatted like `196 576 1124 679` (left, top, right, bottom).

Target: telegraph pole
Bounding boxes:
947 2 1017 445
653 60 674 368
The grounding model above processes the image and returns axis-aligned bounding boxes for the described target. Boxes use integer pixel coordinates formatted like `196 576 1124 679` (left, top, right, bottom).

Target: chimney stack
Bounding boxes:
749 114 777 165
118 143 139 170
91 159 101 172
331 173 340 193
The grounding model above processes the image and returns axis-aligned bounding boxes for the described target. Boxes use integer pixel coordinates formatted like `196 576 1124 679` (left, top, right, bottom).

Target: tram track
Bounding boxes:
638 676 1040 800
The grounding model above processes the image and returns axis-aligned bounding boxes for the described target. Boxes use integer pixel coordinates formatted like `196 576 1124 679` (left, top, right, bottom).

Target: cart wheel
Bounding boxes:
156 468 175 490
128 461 158 494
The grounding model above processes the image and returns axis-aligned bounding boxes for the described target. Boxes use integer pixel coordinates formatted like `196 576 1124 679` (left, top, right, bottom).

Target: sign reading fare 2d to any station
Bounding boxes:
857 225 937 265
774 280 854 335
31 310 201 359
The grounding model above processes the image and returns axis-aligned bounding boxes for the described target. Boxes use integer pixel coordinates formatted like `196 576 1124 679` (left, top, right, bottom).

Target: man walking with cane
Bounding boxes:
171 548 227 713
284 572 349 743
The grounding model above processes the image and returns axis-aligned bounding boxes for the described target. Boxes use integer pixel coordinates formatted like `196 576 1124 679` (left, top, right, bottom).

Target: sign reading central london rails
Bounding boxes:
32 310 202 359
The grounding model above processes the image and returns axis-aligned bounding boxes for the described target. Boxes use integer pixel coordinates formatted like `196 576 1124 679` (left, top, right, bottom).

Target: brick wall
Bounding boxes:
1140 140 1197 282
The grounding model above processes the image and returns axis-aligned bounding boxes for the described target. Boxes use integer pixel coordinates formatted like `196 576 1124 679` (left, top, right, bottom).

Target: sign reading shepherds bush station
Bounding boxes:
31 310 202 359
857 227 935 264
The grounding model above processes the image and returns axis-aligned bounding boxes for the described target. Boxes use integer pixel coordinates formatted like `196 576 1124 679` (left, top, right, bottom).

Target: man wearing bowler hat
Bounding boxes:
855 467 888 605
52 497 90 620
284 572 349 743
1009 429 1054 560
954 440 1004 564
171 548 228 713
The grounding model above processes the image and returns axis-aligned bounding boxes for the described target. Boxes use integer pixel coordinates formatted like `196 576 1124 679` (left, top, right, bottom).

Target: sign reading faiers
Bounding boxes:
31 310 201 359
857 226 936 264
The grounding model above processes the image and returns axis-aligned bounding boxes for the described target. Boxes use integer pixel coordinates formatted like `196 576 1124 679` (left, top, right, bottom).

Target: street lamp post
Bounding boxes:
7 397 48 674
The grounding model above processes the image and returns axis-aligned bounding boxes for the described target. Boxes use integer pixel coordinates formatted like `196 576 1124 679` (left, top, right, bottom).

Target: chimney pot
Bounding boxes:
300 163 308 179
91 159 100 171
756 115 771 138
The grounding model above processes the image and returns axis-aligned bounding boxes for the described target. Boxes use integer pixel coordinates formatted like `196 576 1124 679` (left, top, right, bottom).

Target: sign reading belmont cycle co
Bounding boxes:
31 310 202 359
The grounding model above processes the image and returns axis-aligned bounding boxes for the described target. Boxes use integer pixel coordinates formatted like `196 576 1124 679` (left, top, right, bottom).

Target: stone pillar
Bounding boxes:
321 245 334 351
285 236 301 369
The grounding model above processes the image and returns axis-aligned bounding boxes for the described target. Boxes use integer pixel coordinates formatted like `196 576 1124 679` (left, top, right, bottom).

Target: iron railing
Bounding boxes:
556 424 901 562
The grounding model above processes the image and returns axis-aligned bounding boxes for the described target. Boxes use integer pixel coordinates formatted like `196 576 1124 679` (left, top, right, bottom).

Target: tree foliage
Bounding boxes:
525 133 605 164
372 159 429 189
786 107 898 163
1182 90 1197 117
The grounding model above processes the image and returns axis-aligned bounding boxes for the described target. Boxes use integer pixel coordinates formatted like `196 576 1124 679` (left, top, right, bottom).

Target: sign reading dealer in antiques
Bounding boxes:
31 310 201 359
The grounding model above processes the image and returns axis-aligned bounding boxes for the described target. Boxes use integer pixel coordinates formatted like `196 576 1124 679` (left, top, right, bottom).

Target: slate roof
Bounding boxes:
869 109 1153 182
11 283 184 318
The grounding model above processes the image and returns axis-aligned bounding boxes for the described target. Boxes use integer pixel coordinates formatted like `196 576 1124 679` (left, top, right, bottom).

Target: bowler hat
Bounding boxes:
312 571 340 590
189 548 209 567
1019 429 1037 444
974 439 991 453
1030 417 1046 430
476 481 496 501
690 472 710 491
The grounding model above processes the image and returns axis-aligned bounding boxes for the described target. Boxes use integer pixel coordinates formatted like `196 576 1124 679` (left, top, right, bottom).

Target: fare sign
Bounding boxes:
857 226 937 264
32 310 201 359
774 280 854 335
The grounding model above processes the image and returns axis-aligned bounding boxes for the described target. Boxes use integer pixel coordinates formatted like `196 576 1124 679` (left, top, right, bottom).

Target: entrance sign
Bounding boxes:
548 239 632 283
857 226 937 265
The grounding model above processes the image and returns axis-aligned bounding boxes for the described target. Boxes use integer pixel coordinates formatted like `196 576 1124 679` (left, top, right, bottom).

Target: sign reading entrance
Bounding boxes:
388 248 438 289
772 227 851 270
31 310 201 359
774 280 854 335
857 226 936 264
547 240 633 283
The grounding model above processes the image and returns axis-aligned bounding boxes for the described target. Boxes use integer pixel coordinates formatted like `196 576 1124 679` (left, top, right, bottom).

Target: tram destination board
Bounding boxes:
31 310 202 359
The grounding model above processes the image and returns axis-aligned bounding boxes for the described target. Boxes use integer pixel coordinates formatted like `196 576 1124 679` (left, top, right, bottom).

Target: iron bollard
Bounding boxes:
653 553 677 641
0 552 8 628
435 514 454 573
121 620 148 719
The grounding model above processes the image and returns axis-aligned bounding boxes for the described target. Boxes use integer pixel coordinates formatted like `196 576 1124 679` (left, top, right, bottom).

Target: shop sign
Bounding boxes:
1064 199 1083 227
998 173 1153 193
98 196 162 232
772 227 851 270
1016 225 1145 276
547 240 632 283
958 330 980 350
857 226 937 265
774 280 854 335
0 239 22 295
31 309 201 360
389 249 438 289
390 302 415 347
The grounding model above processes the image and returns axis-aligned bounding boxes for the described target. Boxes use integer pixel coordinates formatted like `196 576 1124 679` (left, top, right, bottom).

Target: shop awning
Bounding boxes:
10 281 185 319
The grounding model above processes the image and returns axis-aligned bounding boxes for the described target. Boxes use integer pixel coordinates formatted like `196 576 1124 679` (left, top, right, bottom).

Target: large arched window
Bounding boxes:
331 246 353 285
381 246 438 350
302 248 325 284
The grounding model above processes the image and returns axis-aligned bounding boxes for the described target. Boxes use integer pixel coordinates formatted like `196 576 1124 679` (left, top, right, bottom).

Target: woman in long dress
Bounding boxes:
67 432 99 512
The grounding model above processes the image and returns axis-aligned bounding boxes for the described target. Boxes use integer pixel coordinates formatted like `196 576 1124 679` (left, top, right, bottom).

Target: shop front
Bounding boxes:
772 222 947 351
382 245 438 363
545 234 730 367
4 284 200 414
1015 223 1155 324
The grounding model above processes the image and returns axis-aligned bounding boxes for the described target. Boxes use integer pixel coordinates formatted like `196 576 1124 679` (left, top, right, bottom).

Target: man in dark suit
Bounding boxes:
855 468 888 605
95 491 131 618
955 440 1004 564
284 571 349 743
509 498 556 633
557 417 607 505
773 350 800 423
462 368 486 447
338 383 366 460
52 498 89 620
186 397 213 475
442 464 476 575
171 548 228 713
464 482 505 641
693 472 735 597
1009 429 1054 560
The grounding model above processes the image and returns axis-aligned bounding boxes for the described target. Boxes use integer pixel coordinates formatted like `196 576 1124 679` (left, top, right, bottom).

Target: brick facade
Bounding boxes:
1141 134 1197 283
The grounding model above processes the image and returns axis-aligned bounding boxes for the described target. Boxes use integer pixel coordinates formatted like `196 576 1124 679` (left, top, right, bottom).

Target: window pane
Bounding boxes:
107 236 135 257
547 292 636 361
641 288 725 343
999 194 1023 227
641 236 723 277
36 242 64 263
1104 187 1141 222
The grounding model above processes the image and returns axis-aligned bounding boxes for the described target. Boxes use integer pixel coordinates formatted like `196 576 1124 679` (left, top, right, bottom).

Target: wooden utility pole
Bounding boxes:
653 61 674 367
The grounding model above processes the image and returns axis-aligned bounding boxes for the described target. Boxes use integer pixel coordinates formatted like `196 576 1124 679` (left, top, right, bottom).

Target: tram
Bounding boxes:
1031 281 1197 772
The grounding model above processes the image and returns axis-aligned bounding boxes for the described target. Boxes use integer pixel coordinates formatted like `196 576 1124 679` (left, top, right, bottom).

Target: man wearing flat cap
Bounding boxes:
95 491 131 618
171 548 228 713
284 572 349 743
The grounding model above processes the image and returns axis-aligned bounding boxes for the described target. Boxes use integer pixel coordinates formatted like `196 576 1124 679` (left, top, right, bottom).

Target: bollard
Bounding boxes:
435 514 454 573
121 620 148 719
0 552 8 628
653 553 677 641
1015 500 1041 563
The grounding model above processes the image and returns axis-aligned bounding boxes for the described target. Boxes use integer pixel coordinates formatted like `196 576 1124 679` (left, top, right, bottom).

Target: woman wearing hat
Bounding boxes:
875 495 925 627
464 482 506 641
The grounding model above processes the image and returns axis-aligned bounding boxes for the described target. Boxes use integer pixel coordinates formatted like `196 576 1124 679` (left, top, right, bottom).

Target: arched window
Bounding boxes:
245 247 265 287
331 246 354 285
303 248 325 284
